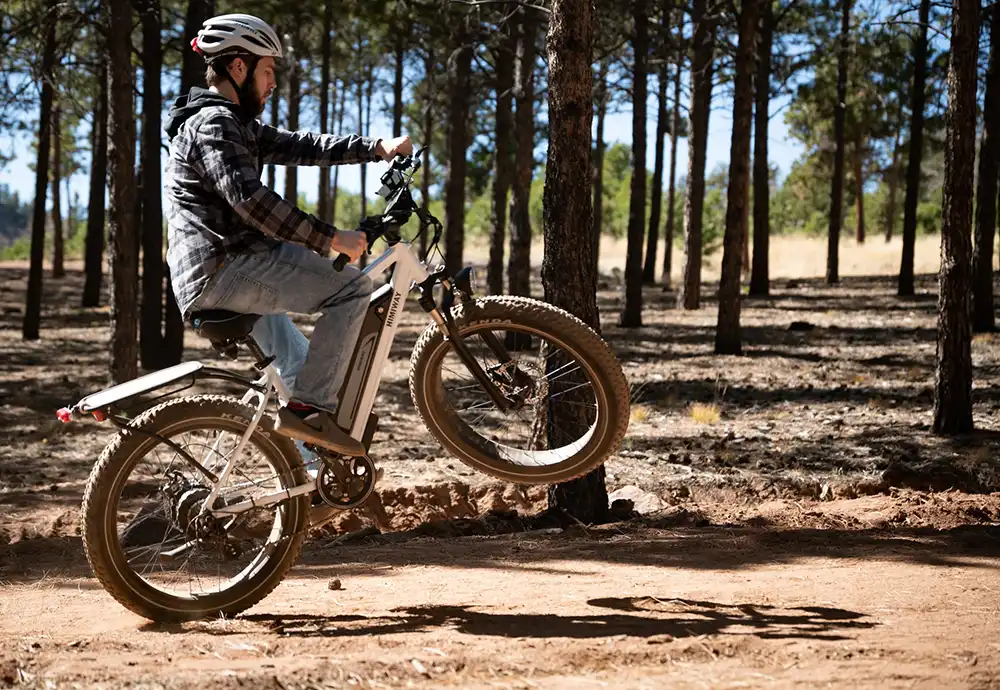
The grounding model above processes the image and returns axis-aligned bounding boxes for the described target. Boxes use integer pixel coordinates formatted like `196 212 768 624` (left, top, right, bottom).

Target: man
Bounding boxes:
164 14 411 455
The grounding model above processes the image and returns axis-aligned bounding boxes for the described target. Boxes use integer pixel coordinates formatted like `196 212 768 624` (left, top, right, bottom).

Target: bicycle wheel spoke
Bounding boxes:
436 323 601 466
110 419 291 600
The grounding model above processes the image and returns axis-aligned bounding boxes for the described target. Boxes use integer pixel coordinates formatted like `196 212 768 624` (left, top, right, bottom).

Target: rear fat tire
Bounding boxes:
409 296 630 484
81 395 309 622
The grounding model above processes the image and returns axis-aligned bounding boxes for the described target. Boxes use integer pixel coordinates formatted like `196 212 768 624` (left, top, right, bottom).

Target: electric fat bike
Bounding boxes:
57 150 630 622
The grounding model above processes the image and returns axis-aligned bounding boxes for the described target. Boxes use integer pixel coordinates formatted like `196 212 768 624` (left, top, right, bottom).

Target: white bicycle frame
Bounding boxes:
206 242 433 517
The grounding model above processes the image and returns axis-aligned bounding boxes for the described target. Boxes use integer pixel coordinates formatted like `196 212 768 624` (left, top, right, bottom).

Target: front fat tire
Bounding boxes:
409 296 630 484
81 395 309 622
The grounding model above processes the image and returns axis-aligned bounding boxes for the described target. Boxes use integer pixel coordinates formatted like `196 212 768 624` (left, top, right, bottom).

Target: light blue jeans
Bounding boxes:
191 242 373 415
191 243 373 472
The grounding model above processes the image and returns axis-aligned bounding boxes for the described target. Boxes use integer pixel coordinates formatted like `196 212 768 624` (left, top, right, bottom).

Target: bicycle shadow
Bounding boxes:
215 597 873 642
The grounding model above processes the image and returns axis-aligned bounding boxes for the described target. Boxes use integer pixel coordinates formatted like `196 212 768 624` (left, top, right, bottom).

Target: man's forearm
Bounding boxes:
256 124 381 167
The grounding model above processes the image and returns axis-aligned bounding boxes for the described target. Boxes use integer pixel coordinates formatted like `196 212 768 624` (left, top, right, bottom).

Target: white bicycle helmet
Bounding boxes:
191 14 283 61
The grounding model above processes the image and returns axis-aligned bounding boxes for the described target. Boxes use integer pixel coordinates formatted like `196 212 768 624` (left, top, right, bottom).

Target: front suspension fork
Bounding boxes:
417 268 517 412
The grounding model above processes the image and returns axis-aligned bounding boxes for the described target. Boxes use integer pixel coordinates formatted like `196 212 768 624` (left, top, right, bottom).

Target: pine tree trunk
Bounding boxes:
83 63 108 309
23 0 57 341
508 12 537 298
318 0 332 223
662 28 681 288
139 0 165 370
107 0 139 384
643 40 668 286
854 134 865 244
360 70 374 269
420 49 435 258
715 0 758 355
900 0 930 296
163 5 185 368
393 35 404 137
284 36 300 204
934 0 978 434
749 0 772 297
445 33 472 272
884 113 902 242
677 0 715 310
51 102 64 279
593 57 609 276
267 66 279 189
488 30 516 295
827 0 851 284
972 4 1000 333
542 0 607 525
331 82 345 227
620 0 648 327
181 0 213 92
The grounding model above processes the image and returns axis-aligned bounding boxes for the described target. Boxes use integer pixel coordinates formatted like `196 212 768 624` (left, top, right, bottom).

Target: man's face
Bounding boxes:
231 56 276 117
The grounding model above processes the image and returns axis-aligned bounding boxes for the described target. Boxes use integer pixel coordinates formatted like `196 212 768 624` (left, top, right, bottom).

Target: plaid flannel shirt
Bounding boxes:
164 99 380 314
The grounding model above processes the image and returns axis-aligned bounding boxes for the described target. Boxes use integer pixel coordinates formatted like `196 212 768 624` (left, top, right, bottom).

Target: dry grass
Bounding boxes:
462 233 945 282
630 405 651 424
688 403 721 425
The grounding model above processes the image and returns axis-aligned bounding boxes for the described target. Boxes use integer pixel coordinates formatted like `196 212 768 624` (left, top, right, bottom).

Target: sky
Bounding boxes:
0 75 805 219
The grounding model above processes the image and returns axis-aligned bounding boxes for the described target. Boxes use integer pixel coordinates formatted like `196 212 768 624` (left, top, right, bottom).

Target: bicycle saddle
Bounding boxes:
188 310 261 342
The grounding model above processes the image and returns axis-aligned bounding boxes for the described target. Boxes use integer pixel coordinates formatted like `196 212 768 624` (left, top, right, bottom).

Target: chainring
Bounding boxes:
315 453 378 509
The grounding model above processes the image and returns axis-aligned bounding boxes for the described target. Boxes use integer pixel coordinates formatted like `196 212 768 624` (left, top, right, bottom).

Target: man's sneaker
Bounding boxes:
274 405 365 456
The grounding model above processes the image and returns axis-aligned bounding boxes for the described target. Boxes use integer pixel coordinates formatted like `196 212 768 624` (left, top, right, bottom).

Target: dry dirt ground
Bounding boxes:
2 236 1000 688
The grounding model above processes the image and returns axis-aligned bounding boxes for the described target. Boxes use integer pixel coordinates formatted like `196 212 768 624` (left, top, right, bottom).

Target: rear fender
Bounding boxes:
74 361 203 414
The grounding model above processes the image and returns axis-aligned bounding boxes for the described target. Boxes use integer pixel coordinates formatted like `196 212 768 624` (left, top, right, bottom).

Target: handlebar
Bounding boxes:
330 148 442 271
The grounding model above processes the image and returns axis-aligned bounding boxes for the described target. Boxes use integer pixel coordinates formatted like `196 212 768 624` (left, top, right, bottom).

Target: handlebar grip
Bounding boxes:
332 253 351 271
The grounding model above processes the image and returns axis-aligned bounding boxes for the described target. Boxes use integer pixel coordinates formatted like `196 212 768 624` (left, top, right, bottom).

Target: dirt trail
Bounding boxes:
3 517 1000 689
5 259 1000 687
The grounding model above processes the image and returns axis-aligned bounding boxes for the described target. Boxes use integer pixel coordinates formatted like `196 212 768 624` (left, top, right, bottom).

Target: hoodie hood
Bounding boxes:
165 87 242 141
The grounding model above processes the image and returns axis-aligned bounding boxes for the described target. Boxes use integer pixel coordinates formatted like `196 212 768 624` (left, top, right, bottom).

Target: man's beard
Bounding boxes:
237 76 266 121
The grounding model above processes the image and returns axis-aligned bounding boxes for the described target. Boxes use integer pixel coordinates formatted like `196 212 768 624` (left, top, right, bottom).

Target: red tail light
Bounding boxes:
92 410 106 422
56 408 72 423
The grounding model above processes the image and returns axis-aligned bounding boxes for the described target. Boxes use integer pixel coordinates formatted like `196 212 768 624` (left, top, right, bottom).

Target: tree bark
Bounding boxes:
593 57 610 275
620 0 648 327
488 30 516 295
23 0 57 341
934 0 978 434
854 133 865 244
318 0 332 223
359 69 374 269
106 0 139 384
643 27 668 286
284 33 300 204
331 81 345 228
83 63 108 309
181 0 213 92
420 49 435 258
509 12 537 298
542 0 607 525
972 4 1000 333
827 0 851 284
393 34 405 137
677 0 715 310
899 0 930 296
715 0 759 355
444 33 473 272
138 0 165 370
51 102 64 279
749 0 772 297
267 66 279 189
884 108 902 242
662 23 681 288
